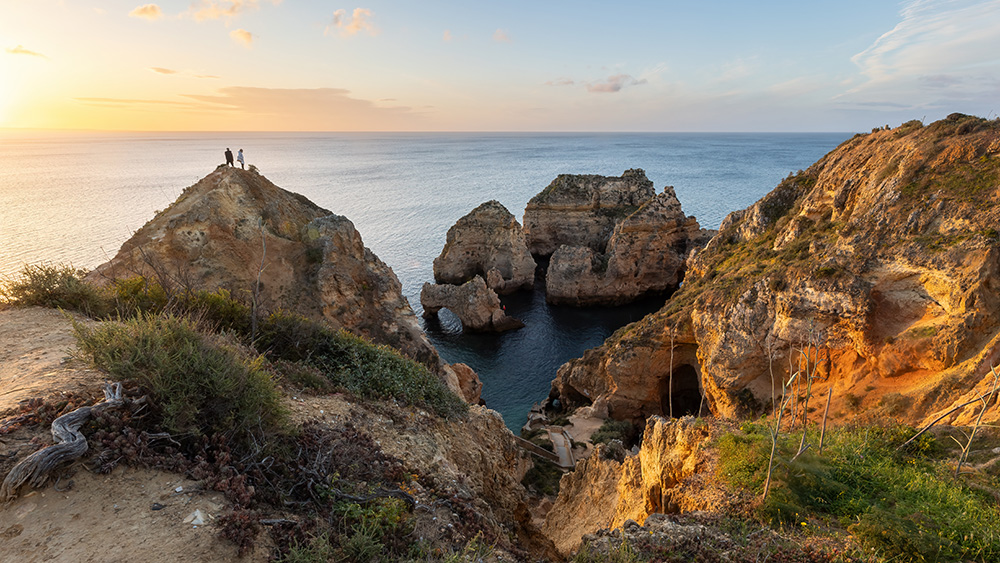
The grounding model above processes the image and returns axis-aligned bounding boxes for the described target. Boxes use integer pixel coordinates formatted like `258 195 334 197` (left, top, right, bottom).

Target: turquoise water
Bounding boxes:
0 131 853 427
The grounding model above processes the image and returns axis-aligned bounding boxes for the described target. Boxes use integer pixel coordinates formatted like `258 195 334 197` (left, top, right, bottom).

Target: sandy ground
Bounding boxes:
0 307 266 562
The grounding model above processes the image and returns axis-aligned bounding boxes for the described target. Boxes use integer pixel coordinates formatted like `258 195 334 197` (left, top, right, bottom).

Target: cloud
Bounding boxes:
180 87 422 130
325 8 376 37
230 29 253 47
75 97 202 108
129 4 163 20
545 78 575 87
586 74 647 93
442 29 453 42
844 0 1000 106
150 67 178 74
187 0 281 22
195 74 221 79
6 45 47 58
492 29 511 43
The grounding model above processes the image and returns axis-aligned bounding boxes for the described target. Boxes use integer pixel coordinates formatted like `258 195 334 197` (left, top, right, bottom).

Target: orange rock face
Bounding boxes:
552 115 1000 427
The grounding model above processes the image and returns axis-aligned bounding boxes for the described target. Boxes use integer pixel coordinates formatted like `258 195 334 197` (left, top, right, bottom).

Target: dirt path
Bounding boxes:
0 307 266 562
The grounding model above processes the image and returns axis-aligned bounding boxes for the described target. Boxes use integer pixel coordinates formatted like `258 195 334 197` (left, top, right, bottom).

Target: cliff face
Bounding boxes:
87 166 440 369
523 169 656 256
552 115 1000 426
542 416 716 556
420 276 524 332
432 200 536 294
546 187 714 306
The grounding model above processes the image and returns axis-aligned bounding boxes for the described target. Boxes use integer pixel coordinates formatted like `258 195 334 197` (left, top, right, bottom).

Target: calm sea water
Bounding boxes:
0 131 851 428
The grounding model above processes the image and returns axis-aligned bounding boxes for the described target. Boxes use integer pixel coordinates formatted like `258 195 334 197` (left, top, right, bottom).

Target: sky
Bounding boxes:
1 0 999 132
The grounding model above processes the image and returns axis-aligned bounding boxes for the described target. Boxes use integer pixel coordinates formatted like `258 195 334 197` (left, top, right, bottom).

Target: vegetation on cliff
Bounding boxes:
0 265 511 561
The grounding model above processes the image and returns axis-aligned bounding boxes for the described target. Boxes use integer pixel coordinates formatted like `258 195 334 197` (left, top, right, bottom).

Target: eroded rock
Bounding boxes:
433 200 536 294
421 276 524 332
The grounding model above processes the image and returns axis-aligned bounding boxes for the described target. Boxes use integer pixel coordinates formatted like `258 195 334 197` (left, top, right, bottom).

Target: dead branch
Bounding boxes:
1 382 123 501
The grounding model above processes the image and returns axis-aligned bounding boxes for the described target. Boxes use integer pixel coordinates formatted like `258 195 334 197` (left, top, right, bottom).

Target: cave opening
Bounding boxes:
659 364 703 418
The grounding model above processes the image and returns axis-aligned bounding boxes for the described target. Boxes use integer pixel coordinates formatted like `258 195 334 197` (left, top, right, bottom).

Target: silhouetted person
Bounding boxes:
237 149 245 169
224 148 234 166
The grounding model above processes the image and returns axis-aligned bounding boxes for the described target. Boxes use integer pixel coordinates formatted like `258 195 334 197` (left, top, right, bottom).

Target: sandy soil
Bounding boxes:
0 307 266 562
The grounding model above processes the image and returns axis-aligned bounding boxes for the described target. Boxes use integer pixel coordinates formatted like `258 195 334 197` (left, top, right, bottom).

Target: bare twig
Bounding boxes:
956 365 1000 477
818 387 832 455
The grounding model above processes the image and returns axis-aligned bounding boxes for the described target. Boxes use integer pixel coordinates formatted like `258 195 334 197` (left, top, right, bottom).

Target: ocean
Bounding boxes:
0 131 852 428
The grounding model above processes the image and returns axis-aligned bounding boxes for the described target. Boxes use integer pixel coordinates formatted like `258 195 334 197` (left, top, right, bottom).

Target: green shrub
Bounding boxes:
591 419 639 448
257 311 467 419
717 422 1000 562
74 313 287 444
0 264 109 316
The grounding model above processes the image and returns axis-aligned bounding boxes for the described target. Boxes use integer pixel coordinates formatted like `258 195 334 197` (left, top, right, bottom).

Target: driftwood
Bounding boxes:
1 382 123 500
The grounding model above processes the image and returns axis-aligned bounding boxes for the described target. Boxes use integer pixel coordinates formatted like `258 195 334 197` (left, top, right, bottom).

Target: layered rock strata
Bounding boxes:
551 115 1000 427
545 187 714 305
433 200 536 294
542 416 717 556
87 166 441 369
421 276 524 332
523 168 656 256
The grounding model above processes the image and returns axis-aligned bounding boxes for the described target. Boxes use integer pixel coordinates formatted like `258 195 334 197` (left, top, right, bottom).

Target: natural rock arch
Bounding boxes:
659 364 702 418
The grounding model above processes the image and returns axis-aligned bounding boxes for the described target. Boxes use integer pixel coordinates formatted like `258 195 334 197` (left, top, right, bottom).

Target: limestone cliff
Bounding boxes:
523 169 655 256
433 200 536 294
542 416 717 556
421 276 524 332
552 115 1000 427
546 187 714 306
87 166 440 369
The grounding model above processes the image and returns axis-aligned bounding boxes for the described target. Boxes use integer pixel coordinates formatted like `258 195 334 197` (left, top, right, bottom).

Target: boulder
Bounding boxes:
523 169 656 257
433 200 536 294
87 166 441 369
420 276 524 332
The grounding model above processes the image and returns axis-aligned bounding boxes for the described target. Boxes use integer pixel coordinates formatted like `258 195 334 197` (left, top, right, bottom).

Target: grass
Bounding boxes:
591 419 640 448
716 421 1000 563
74 313 287 445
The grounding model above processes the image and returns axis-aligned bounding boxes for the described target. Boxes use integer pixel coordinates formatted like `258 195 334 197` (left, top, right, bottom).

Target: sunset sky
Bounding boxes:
2 0 999 132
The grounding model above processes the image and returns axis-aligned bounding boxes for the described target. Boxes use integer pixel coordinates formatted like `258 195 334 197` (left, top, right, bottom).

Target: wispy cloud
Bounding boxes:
181 87 422 130
187 0 281 22
844 0 1000 107
76 97 203 108
325 8 376 37
442 29 453 42
586 74 647 93
230 28 253 47
129 4 163 20
150 67 178 75
545 78 575 87
492 29 511 43
6 45 47 58
149 67 219 79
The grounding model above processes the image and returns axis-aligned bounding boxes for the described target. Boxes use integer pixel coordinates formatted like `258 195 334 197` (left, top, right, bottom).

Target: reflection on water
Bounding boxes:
424 278 667 430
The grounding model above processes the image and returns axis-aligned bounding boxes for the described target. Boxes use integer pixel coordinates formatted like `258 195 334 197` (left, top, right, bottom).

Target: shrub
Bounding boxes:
0 264 109 316
73 313 287 445
257 311 467 419
591 419 640 448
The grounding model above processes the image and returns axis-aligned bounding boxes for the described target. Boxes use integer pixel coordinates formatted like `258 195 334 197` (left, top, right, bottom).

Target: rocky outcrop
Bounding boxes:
433 200 536 294
524 169 656 256
550 115 1000 427
421 276 524 332
542 416 717 556
546 187 714 305
86 166 441 369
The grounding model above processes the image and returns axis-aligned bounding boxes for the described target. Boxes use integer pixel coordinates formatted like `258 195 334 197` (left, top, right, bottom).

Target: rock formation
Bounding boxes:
433 200 536 294
545 187 714 305
86 166 441 369
550 115 1000 427
542 416 717 556
421 276 524 332
523 168 656 257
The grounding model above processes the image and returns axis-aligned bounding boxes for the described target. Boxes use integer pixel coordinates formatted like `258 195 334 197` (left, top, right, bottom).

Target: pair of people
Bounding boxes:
224 148 245 169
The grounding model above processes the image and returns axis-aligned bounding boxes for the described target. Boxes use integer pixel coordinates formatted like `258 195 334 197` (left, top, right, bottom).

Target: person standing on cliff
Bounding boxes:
237 148 245 169
224 148 234 167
